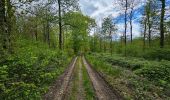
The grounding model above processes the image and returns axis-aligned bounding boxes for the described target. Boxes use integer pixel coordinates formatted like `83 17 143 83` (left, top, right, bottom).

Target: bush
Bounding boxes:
135 61 170 85
143 48 170 61
0 39 70 99
89 53 170 87
86 54 170 99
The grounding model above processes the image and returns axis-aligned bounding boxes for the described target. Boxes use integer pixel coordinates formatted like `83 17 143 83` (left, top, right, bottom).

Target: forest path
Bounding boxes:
82 56 122 100
63 56 87 100
43 57 78 100
44 56 121 100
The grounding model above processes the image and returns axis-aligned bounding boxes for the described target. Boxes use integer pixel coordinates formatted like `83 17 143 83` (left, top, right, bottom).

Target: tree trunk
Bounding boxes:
109 26 112 55
63 27 65 50
148 21 151 47
35 22 38 41
43 23 46 42
160 0 165 48
104 38 106 53
110 37 113 55
124 0 128 56
147 1 151 47
130 9 133 43
0 0 6 51
58 0 62 50
99 38 102 52
7 0 12 53
47 21 50 47
0 0 6 58
143 18 147 51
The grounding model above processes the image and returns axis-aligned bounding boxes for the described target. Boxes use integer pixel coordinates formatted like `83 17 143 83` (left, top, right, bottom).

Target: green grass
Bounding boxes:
67 57 79 100
90 53 170 87
81 57 95 100
66 57 95 100
86 54 170 99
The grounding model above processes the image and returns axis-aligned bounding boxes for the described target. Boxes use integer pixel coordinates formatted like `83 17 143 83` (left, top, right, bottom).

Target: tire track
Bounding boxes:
78 57 85 100
44 57 77 100
82 56 121 100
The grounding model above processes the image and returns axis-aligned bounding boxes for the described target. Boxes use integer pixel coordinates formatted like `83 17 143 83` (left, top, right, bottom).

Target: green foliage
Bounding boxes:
86 54 121 77
91 54 170 83
109 38 170 61
63 12 96 53
0 39 70 99
89 53 170 89
143 48 170 60
81 58 95 99
87 53 170 99
1 82 41 100
135 61 170 85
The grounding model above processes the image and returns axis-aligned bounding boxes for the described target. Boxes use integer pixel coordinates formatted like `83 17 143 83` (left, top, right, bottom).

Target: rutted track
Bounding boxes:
44 56 121 100
43 57 77 100
82 56 122 100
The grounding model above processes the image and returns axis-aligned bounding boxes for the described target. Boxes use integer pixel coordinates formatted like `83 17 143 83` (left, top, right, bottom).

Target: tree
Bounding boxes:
128 0 140 43
0 0 15 56
146 0 152 47
160 0 165 48
57 0 62 50
102 17 117 54
63 12 95 53
125 0 128 49
143 0 158 47
116 0 130 56
57 0 79 50
0 0 6 55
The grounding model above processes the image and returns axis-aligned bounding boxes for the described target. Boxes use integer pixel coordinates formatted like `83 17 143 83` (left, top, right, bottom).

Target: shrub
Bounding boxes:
143 48 170 61
135 61 170 85
0 39 70 99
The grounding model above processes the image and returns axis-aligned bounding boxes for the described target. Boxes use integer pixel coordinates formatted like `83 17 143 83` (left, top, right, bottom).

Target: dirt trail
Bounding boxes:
43 57 77 100
44 56 121 100
64 57 86 100
82 56 121 100
77 57 85 100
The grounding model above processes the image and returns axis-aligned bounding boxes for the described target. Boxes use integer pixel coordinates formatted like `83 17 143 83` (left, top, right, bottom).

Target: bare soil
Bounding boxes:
44 56 122 100
43 57 77 100
82 56 122 100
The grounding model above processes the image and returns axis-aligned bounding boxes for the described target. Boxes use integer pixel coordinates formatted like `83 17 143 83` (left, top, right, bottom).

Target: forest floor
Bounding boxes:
43 56 122 100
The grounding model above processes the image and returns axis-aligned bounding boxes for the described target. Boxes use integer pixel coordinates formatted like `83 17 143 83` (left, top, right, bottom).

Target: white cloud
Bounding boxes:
80 0 116 26
79 0 146 37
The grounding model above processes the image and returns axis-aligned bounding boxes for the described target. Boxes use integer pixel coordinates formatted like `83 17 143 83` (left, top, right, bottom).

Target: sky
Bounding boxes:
79 0 170 38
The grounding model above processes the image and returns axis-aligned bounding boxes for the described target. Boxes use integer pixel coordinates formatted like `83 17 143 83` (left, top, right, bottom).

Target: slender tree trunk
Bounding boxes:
104 37 106 53
58 0 62 50
124 0 128 56
147 1 151 47
109 27 112 55
35 23 38 41
63 27 64 50
43 23 46 42
99 38 102 52
130 9 133 43
160 0 165 48
7 0 13 53
0 0 6 53
143 18 147 51
148 25 151 46
110 37 113 55
47 21 50 47
148 22 151 47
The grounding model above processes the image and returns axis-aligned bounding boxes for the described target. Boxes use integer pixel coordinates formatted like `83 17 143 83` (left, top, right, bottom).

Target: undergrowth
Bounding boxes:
0 39 71 100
